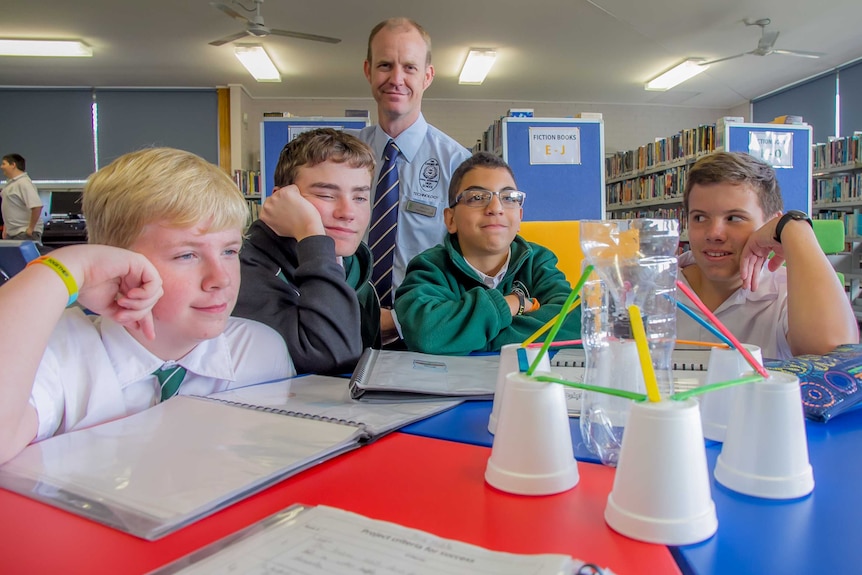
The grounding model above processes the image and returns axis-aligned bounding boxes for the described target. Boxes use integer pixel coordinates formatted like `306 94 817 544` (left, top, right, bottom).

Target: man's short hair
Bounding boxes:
366 17 432 67
83 147 249 248
2 154 25 171
448 152 516 207
683 151 783 217
274 128 375 187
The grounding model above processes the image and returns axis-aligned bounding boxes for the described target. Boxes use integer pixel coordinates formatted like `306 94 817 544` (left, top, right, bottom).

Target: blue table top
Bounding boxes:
673 406 862 575
404 400 862 575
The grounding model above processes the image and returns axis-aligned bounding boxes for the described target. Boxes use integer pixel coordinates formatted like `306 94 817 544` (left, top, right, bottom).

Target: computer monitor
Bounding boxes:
0 240 40 283
49 191 84 217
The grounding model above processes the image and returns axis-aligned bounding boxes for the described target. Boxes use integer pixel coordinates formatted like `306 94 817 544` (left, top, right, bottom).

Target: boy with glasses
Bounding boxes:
394 152 581 354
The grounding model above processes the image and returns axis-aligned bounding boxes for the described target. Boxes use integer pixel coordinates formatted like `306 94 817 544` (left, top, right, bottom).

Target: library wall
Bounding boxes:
236 95 747 170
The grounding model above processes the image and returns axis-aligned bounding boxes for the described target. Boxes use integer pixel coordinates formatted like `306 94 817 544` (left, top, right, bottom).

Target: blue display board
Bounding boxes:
501 118 605 221
722 122 812 213
260 117 369 199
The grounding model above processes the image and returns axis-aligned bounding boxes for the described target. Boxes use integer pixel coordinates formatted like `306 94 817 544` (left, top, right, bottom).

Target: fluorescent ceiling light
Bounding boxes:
234 44 281 82
0 39 92 57
459 49 497 85
645 59 708 91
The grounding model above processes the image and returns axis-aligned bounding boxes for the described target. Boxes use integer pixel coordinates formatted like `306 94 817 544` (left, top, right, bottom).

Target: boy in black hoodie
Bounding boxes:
233 128 379 374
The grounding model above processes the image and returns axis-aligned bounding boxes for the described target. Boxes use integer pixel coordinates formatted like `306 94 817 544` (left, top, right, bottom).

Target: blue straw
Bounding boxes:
675 298 734 347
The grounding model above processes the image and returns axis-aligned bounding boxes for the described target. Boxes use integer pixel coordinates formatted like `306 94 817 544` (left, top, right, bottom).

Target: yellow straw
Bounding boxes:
521 297 581 347
628 304 661 402
675 339 731 349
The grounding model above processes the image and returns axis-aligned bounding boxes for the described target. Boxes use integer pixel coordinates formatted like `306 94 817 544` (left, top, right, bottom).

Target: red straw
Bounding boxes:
676 280 769 378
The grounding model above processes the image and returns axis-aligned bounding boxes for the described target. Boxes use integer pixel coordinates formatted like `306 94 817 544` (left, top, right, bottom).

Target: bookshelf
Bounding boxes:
232 170 262 224
811 134 862 320
604 124 716 239
604 120 813 241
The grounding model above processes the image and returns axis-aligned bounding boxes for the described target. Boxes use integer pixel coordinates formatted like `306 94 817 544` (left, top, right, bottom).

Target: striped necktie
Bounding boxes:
369 140 401 307
153 364 187 402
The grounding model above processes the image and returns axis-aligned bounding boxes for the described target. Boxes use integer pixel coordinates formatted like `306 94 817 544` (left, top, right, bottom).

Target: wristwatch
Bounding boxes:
511 281 529 316
773 210 812 243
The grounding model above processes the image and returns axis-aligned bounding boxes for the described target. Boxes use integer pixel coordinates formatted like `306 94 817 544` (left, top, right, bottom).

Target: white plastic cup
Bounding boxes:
714 370 814 499
488 344 552 434
485 371 579 495
699 344 763 442
605 399 718 545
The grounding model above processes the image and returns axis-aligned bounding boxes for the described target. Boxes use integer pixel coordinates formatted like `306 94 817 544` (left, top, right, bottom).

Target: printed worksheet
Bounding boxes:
155 505 607 575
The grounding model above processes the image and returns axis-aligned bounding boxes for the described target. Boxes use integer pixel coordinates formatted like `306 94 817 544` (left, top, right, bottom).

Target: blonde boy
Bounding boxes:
0 148 294 464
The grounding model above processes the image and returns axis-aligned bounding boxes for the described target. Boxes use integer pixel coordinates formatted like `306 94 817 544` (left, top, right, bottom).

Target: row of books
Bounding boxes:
815 210 862 237
606 165 690 206
245 198 261 223
813 134 862 170
605 124 716 179
233 169 262 197
813 172 862 204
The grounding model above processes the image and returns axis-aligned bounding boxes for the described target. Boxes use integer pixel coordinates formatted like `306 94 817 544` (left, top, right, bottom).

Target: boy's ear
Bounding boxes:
444 207 457 234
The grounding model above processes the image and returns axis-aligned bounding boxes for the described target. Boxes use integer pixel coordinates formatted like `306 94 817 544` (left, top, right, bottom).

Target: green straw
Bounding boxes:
526 264 594 376
670 374 764 401
532 374 649 401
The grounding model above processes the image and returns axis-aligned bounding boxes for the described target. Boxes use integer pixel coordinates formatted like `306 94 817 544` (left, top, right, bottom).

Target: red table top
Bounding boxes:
0 433 679 575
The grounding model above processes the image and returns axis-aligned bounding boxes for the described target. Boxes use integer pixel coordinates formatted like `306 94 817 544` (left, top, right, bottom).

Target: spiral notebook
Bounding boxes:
349 348 499 402
0 376 460 540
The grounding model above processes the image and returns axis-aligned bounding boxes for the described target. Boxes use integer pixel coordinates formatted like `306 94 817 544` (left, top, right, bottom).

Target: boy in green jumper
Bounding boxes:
395 152 581 354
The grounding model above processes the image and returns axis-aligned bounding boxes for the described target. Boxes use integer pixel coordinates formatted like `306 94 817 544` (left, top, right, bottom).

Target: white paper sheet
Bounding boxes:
155 505 588 575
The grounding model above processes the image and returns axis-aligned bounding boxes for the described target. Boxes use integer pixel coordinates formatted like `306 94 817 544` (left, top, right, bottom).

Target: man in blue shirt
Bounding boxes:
360 17 471 344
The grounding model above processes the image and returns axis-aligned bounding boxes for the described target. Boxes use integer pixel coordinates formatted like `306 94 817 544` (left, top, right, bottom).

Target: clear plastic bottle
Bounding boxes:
579 219 679 466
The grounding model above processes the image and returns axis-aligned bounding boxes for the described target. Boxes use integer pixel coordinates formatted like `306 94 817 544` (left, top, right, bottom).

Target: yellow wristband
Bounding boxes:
27 256 79 306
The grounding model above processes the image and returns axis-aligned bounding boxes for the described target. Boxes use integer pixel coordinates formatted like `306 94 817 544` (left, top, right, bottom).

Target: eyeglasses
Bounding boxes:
451 189 526 209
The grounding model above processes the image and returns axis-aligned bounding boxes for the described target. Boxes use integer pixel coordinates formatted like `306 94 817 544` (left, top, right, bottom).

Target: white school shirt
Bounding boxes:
29 308 295 441
675 251 791 360
358 114 471 292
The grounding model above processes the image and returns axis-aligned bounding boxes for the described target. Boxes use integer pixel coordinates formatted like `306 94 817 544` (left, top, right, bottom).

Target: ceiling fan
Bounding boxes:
208 0 341 46
701 18 824 65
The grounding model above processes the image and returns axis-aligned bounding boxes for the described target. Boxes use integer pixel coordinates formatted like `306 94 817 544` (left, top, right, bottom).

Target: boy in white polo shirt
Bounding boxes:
0 147 294 464
678 151 857 359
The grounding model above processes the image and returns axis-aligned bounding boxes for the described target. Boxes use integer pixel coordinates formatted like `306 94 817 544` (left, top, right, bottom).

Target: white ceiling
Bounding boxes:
2 0 862 109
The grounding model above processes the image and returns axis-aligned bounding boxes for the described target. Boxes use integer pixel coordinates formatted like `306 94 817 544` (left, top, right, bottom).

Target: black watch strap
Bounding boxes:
511 280 529 315
773 210 812 243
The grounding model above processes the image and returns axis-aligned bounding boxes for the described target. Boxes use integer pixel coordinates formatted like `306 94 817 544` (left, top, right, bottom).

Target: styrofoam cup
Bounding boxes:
485 371 579 495
699 344 763 442
605 399 717 545
714 370 814 499
488 344 552 434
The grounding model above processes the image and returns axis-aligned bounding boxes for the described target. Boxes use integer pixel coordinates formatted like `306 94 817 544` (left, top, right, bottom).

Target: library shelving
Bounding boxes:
604 119 813 241
811 134 862 320
604 124 716 239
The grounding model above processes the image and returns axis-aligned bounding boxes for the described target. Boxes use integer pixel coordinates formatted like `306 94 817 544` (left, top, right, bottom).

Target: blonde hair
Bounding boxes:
83 148 248 247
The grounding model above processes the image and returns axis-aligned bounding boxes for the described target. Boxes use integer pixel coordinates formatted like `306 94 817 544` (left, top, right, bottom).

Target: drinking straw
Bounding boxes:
676 280 770 378
628 304 662 402
525 339 582 349
670 374 764 401
676 339 730 349
532 374 648 402
526 265 594 375
676 298 734 347
521 298 581 346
